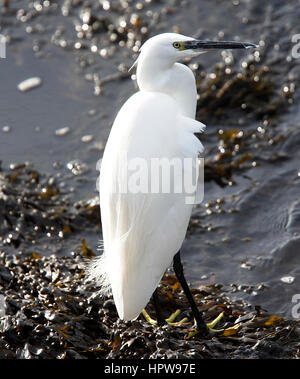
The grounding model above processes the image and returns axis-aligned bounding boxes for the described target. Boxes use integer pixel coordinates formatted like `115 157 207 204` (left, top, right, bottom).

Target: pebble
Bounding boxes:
89 140 105 151
66 159 88 175
88 109 96 116
2 125 11 132
17 77 42 92
240 261 254 270
81 134 94 143
280 276 295 284
55 127 70 136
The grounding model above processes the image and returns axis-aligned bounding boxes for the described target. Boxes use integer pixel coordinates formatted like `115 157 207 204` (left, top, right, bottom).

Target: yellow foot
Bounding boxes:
142 308 188 326
165 309 189 326
206 311 225 333
142 309 157 325
186 312 225 339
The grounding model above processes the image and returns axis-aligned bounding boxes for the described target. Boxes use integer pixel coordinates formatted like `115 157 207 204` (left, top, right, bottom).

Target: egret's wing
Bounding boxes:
95 92 205 320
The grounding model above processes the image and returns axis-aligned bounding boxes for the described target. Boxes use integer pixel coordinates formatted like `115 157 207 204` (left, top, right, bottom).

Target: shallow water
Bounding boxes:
0 0 299 318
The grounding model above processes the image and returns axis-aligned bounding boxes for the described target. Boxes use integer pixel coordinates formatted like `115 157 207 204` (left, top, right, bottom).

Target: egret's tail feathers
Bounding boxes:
85 240 111 296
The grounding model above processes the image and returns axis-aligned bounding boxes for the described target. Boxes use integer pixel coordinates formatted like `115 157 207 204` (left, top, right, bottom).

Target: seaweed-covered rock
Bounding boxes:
0 252 299 359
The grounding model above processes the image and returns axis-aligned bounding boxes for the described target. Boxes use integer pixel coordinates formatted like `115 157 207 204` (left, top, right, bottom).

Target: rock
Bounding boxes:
17 77 42 92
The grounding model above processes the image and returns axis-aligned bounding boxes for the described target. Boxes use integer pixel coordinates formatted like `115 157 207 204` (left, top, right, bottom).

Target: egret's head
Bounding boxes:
135 33 257 95
137 33 258 66
139 33 204 62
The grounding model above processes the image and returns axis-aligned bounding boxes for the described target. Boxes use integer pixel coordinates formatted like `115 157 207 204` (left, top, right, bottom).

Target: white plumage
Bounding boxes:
88 33 206 320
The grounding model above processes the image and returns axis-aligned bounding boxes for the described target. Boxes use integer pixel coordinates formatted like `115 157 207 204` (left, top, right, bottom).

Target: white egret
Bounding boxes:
88 33 257 334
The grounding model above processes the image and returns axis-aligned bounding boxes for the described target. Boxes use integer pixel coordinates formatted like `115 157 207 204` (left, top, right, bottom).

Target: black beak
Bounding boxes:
184 40 258 50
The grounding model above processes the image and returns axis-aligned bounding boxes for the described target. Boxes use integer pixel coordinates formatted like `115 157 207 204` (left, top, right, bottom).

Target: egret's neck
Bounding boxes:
136 55 197 118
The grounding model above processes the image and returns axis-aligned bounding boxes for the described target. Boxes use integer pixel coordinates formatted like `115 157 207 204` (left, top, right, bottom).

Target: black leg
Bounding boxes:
173 251 208 335
152 288 164 326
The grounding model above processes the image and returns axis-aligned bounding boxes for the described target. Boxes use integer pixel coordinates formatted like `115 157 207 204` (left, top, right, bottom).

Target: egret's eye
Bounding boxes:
173 42 181 50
